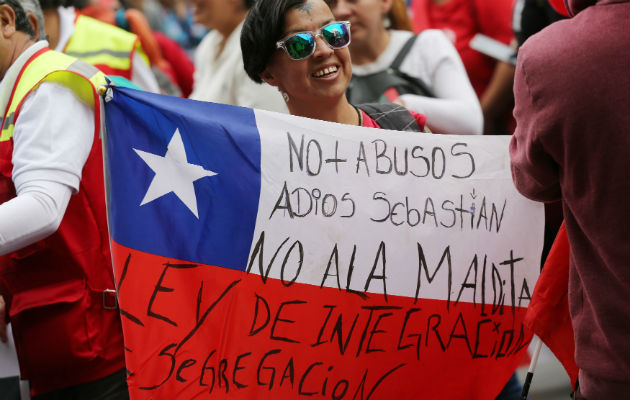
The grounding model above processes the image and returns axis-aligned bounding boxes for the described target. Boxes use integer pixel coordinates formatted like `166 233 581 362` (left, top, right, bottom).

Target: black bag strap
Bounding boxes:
390 34 420 70
356 103 421 132
388 34 435 98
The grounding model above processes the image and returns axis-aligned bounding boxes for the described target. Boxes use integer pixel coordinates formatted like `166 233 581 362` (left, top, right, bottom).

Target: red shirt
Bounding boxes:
412 0 515 97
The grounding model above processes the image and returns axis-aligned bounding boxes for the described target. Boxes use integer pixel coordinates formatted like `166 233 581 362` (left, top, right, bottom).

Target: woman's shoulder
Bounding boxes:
413 29 455 50
352 30 414 74
389 29 455 64
401 28 461 72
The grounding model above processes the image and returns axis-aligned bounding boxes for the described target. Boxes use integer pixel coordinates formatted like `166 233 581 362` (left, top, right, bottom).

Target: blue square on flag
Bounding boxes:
104 87 260 270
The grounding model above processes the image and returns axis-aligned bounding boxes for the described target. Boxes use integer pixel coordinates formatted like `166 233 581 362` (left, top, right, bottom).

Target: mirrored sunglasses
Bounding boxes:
276 21 351 60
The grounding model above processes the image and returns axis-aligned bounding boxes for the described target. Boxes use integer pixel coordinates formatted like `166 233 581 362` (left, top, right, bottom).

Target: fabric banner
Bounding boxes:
103 87 544 399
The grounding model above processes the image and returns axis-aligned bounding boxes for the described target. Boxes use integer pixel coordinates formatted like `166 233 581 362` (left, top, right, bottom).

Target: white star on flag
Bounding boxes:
134 128 217 218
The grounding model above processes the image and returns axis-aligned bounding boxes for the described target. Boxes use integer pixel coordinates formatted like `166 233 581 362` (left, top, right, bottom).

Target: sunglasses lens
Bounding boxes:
322 23 350 48
284 33 315 60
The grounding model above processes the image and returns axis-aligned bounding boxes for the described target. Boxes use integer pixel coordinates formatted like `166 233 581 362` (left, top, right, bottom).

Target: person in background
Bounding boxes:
241 0 428 130
189 0 287 112
512 0 565 47
0 0 128 397
411 0 515 134
22 0 160 92
327 0 482 135
154 0 206 53
509 0 629 398
125 0 163 31
75 0 194 96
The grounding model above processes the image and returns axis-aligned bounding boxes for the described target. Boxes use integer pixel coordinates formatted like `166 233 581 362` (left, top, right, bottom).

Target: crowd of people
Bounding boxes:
0 0 627 399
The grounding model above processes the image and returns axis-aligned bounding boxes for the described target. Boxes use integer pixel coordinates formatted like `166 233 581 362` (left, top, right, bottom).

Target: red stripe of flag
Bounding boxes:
112 240 532 399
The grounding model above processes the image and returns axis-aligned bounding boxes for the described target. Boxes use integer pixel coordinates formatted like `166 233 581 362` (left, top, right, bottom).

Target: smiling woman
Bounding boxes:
241 0 427 131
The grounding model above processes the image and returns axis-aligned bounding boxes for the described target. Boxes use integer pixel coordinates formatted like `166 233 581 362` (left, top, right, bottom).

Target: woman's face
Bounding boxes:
328 0 391 46
261 0 352 110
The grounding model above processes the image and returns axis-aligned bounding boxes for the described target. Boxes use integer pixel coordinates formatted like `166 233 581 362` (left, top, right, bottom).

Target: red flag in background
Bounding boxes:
523 223 579 385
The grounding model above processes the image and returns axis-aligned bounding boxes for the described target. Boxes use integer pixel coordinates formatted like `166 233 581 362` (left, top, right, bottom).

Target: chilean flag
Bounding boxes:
104 86 544 399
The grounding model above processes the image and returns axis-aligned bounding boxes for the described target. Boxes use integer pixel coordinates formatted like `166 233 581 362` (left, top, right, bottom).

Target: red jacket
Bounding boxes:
0 49 125 395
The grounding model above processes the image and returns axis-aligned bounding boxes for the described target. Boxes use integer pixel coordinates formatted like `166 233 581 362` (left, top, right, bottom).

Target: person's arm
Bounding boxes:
480 60 515 133
509 54 561 202
397 31 483 135
0 82 93 255
0 181 72 256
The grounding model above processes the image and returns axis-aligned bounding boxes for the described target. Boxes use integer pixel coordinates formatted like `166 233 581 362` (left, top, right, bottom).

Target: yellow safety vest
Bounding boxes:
0 48 123 394
0 48 107 143
64 14 149 79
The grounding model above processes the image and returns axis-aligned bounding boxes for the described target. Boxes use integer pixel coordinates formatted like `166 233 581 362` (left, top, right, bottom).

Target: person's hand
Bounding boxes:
0 295 7 343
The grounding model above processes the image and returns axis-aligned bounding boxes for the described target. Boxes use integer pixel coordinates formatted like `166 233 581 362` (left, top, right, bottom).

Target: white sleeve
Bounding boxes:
0 82 94 255
0 181 72 255
398 31 483 135
11 82 94 192
131 53 161 93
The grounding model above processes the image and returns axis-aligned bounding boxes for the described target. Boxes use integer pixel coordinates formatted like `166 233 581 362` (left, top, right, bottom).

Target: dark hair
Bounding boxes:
2 0 35 38
244 0 255 8
241 0 306 83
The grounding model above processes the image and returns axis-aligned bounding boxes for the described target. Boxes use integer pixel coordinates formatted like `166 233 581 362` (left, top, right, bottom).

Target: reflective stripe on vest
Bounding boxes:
0 49 106 142
64 15 147 74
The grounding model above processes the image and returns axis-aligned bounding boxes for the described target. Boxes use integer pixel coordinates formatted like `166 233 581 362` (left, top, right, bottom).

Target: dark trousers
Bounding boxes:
32 369 129 400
